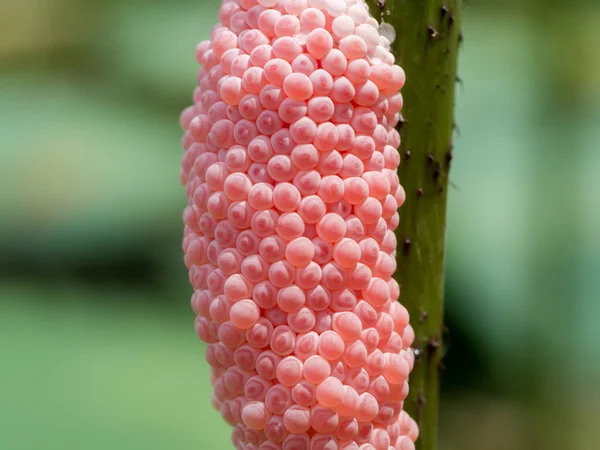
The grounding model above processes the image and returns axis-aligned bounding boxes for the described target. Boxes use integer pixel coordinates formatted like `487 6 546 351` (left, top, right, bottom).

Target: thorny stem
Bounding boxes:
365 1 462 449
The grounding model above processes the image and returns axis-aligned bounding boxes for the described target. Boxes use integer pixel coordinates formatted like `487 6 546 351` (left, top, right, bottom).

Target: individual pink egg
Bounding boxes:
256 350 282 380
234 343 262 371
303 354 331 385
355 198 383 225
295 262 322 290
331 76 356 103
256 110 284 135
242 67 267 95
283 73 314 101
220 77 247 106
269 260 296 287
264 414 288 443
246 5 266 29
309 69 334 96
291 144 319 170
306 28 333 59
317 150 343 175
268 155 298 182
343 177 369 205
248 136 273 163
296 195 325 223
224 273 253 302
230 11 250 34
247 317 275 348
266 384 293 415
321 262 347 290
276 212 305 240
332 311 363 340
299 7 326 31
242 401 271 430
305 285 331 311
272 36 303 62
277 285 306 313
317 175 344 203
291 54 318 75
271 128 296 155
250 209 278 237
310 405 339 434
316 376 344 408
313 309 333 334
224 173 253 201
225 146 252 174
338 35 368 60
264 59 293 86
287 307 316 333
331 102 354 124
274 14 300 37
322 49 348 76
291 380 317 406
307 97 335 123
260 84 285 110
273 183 302 212
356 393 379 423
317 330 345 360
330 288 358 312
269 324 297 357
335 417 359 440
241 254 270 282
278 98 307 124
282 433 310 450
314 122 339 151
259 236 287 263
293 330 319 359
382 353 409 385
257 8 281 36
311 237 334 265
276 355 304 387
230 299 261 329
333 238 361 269
245 375 274 402
247 183 274 211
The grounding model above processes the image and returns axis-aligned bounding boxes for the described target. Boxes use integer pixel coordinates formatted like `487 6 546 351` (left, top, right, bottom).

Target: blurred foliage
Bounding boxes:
1 0 599 449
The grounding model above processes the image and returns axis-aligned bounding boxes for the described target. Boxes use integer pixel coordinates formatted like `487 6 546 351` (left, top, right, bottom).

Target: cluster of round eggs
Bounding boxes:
180 0 418 449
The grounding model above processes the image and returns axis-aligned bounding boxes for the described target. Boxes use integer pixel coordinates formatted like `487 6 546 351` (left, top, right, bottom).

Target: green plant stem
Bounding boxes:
365 1 462 449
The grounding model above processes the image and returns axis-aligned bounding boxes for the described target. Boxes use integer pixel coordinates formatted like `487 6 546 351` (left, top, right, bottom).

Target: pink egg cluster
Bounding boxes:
180 0 418 449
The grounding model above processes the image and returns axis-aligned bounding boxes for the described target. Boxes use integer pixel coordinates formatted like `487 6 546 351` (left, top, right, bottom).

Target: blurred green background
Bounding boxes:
1 1 599 449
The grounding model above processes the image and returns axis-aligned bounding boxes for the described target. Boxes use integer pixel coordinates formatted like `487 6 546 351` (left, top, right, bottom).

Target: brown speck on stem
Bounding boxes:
417 393 427 419
427 336 441 353
420 309 429 322
453 121 460 137
433 166 441 183
427 25 439 39
446 145 454 167
416 187 424 197
440 5 448 18
426 152 435 164
405 150 412 160
413 348 422 360
403 238 412 253
396 114 406 131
